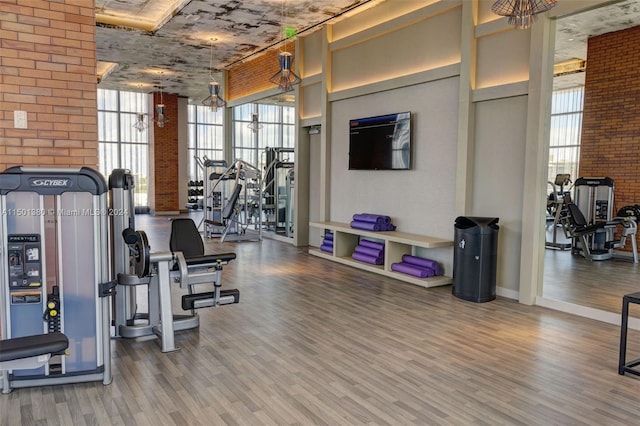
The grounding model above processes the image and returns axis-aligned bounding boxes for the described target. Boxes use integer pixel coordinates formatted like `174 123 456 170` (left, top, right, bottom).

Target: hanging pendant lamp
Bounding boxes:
269 52 301 92
491 0 557 30
201 38 226 111
133 112 147 132
154 77 169 128
202 81 226 112
247 112 263 133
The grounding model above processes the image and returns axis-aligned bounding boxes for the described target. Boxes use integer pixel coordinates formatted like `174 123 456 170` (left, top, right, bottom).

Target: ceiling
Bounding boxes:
95 0 377 101
553 0 640 90
95 0 640 100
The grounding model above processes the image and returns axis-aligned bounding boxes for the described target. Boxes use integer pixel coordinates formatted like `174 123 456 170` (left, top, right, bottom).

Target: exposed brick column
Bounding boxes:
149 91 180 214
579 25 640 208
0 0 97 171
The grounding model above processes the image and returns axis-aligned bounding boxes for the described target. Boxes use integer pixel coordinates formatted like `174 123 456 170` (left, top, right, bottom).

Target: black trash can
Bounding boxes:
452 216 499 302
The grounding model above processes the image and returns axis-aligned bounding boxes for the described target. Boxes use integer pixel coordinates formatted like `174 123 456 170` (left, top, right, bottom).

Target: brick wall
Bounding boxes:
0 0 97 172
150 92 179 213
579 25 640 210
228 44 296 100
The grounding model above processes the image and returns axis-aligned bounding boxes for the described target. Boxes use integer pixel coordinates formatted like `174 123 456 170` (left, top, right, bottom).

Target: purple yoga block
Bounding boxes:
391 262 435 278
359 239 385 250
352 251 383 265
401 255 442 275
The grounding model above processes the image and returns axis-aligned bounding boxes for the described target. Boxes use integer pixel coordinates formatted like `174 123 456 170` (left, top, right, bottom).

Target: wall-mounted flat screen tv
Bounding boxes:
348 112 411 170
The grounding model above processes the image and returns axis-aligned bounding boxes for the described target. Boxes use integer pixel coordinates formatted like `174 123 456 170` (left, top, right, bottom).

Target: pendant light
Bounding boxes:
269 0 301 92
154 76 169 128
201 38 226 112
491 0 558 30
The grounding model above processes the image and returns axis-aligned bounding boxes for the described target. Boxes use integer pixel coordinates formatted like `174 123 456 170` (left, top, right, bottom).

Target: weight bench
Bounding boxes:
0 332 68 393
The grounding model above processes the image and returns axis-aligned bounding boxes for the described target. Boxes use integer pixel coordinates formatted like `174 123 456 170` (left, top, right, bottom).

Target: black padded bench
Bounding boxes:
0 332 68 364
1 332 69 393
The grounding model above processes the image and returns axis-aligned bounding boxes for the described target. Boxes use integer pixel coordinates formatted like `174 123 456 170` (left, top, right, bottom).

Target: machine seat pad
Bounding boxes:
574 222 607 235
185 253 236 266
0 332 68 362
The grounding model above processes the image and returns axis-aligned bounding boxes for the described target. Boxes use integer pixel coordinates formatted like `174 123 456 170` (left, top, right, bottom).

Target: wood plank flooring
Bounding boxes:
543 243 640 313
3 214 640 425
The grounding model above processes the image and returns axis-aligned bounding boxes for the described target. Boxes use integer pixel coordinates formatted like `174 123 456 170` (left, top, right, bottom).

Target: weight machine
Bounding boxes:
262 147 294 238
545 173 572 250
204 159 262 242
109 170 239 351
118 219 238 352
565 177 638 262
0 167 114 393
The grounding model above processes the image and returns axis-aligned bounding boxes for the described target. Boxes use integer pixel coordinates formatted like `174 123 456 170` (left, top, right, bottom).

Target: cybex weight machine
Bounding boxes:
0 167 114 393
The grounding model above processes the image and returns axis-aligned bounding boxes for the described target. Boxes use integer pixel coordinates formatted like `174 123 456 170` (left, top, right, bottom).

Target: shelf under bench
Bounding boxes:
309 221 453 289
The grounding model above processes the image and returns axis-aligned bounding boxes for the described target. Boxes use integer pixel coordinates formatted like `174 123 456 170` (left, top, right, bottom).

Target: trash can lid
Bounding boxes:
454 216 499 231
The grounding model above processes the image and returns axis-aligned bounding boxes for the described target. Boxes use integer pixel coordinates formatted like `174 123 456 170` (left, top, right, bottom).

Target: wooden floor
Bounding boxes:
543 233 639 313
3 214 640 425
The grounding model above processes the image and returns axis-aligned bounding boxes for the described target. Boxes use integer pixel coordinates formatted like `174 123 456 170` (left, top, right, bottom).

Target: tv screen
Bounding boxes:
349 112 411 170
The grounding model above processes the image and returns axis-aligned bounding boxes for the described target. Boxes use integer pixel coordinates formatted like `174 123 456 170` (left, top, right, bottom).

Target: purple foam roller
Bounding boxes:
354 245 382 257
391 262 435 278
352 251 383 265
320 243 334 253
401 255 442 275
352 213 391 225
350 221 382 231
359 239 385 250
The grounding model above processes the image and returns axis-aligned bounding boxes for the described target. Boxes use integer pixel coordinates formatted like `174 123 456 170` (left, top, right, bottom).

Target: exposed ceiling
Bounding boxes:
95 0 377 101
553 0 640 90
94 1 640 100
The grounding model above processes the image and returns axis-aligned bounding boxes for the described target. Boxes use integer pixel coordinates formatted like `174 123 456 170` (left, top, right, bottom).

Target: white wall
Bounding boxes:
289 0 620 302
472 96 528 291
329 78 459 271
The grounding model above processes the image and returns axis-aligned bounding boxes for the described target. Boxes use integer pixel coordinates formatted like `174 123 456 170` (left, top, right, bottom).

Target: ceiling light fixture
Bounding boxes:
269 0 301 92
247 112 263 134
201 38 226 112
491 0 558 30
133 112 148 133
154 76 169 128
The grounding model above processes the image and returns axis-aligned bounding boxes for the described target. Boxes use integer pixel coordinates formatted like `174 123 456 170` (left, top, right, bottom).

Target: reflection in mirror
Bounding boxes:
542 0 640 316
231 95 296 239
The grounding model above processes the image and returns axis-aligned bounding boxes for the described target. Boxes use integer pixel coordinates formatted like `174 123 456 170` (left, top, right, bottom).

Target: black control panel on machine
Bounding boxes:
7 234 43 305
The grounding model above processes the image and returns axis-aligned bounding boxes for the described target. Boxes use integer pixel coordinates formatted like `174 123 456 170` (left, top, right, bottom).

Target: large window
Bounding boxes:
97 89 149 208
232 103 295 170
187 104 224 183
548 87 584 183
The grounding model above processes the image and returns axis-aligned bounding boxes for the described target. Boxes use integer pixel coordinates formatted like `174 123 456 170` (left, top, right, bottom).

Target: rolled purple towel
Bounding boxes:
383 224 396 231
320 243 334 253
322 239 334 247
359 239 385 250
352 213 391 225
401 255 442 275
324 232 334 241
354 245 383 257
350 220 382 231
391 262 435 278
352 251 383 265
